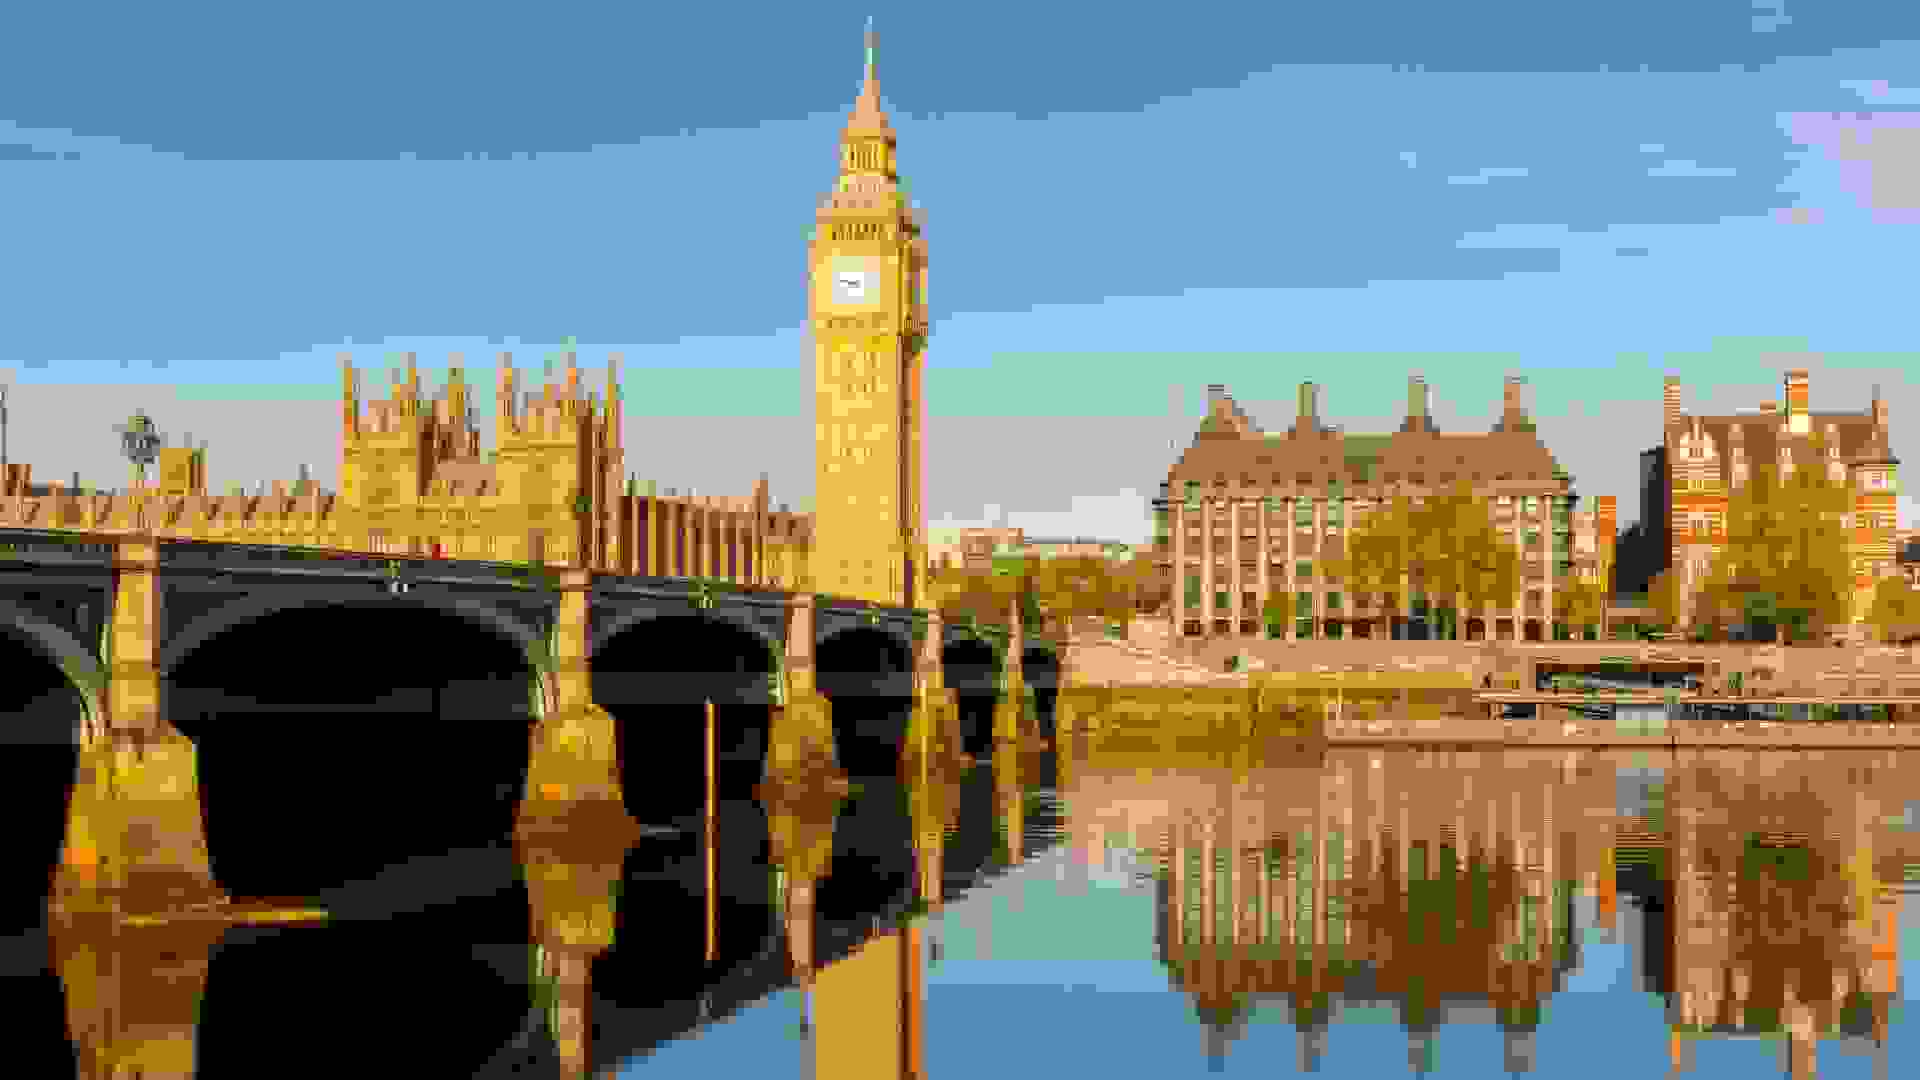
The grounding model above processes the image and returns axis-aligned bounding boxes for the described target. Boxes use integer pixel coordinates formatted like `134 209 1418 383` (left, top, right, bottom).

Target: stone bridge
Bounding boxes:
0 527 1061 745
1 525 1066 917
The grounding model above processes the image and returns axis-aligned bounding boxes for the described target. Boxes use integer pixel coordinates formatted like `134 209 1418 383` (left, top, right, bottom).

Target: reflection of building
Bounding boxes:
1072 746 1920 1076
1640 370 1901 631
1107 751 1602 1073
1662 759 1908 1077
1154 379 1604 643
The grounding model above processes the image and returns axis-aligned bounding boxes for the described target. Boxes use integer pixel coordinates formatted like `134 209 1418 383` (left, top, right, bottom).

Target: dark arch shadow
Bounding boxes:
588 614 778 1019
162 590 542 678
0 626 81 927
591 614 775 826
943 636 1000 758
1023 645 1062 741
199 917 534 1079
817 626 914 779
167 603 535 902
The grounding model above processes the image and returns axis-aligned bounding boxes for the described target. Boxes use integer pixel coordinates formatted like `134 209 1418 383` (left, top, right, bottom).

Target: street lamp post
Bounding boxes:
116 409 163 492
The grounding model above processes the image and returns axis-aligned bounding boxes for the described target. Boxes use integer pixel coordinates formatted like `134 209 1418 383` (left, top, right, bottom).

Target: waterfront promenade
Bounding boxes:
1057 627 1920 749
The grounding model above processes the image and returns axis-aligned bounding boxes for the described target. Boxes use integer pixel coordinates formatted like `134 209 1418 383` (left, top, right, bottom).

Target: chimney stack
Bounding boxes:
1784 369 1811 434
1403 374 1430 433
1503 375 1527 425
1663 376 1682 429
1296 382 1320 434
1872 383 1889 435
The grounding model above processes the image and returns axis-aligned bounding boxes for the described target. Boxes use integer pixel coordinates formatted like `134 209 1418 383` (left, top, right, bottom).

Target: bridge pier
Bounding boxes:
992 603 1033 745
767 593 841 785
54 536 224 916
906 607 961 763
516 803 634 1080
764 775 842 986
521 570 632 827
49 908 226 1077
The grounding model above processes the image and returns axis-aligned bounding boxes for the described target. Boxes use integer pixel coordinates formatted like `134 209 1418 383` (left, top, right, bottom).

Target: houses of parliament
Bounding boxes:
0 24 930 613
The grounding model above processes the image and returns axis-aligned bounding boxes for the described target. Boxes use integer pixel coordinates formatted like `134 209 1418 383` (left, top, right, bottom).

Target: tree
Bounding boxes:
1323 481 1521 639
1262 586 1291 639
1646 567 1684 637
1864 577 1920 644
1027 554 1137 640
1694 450 1854 643
1114 552 1169 616
1553 578 1610 640
927 562 1019 632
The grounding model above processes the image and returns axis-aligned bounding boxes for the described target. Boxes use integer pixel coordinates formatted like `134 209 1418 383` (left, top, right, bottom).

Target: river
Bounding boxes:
13 731 1920 1077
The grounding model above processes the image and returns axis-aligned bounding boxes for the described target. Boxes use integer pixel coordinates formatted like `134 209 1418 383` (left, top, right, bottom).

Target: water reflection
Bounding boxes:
37 699 1920 1078
1063 732 1915 1076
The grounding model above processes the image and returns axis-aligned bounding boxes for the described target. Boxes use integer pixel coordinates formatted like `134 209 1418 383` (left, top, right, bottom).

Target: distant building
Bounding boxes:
1898 530 1920 587
930 526 1138 573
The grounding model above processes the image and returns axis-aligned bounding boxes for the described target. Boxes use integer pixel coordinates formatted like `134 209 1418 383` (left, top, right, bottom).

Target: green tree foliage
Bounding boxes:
1865 576 1920 644
1690 447 1854 641
1322 481 1520 639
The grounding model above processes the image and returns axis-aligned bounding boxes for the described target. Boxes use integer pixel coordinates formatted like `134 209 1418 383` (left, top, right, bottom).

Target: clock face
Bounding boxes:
832 268 876 305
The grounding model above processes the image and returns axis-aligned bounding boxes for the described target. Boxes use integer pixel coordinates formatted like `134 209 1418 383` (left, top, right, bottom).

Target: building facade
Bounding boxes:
1653 369 1901 632
1154 377 1599 642
0 352 821 589
808 24 930 609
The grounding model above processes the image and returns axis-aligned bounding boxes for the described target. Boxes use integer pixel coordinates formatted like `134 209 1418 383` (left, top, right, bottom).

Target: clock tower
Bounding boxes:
809 21 929 607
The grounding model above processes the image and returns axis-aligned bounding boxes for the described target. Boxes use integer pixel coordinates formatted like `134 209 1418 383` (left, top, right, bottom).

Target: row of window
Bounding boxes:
1178 485 1553 515
1182 580 1558 609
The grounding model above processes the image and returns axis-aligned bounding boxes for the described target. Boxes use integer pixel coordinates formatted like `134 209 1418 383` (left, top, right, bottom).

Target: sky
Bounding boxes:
2 2 1918 544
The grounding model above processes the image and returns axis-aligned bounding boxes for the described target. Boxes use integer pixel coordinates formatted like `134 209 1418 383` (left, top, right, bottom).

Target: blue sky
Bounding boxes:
3 2 1918 541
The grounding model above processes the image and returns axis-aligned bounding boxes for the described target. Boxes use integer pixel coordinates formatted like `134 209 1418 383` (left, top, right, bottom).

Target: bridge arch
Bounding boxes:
942 632 1001 756
165 597 539 904
1022 642 1062 740
162 589 545 677
589 606 779 668
0 601 104 733
0 609 91 935
591 612 777 832
817 624 915 777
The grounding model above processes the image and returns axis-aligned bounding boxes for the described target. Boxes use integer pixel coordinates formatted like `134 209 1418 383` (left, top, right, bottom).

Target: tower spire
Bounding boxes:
846 17 892 135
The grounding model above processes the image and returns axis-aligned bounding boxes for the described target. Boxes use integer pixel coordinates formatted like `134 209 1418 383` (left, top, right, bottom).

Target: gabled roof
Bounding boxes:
1670 409 1893 480
1165 383 1567 498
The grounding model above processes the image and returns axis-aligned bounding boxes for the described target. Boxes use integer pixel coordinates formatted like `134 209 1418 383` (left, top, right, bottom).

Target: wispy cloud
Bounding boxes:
1647 159 1738 178
1839 80 1920 106
1445 166 1529 186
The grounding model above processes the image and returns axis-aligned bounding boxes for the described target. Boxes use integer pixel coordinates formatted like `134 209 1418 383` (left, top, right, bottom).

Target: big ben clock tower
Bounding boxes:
809 20 929 608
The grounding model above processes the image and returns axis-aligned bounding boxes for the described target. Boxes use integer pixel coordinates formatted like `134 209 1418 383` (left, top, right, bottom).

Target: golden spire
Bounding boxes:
846 17 893 136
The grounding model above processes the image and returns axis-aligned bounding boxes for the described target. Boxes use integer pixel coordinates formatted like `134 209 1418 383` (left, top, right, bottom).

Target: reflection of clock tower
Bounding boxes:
809 21 929 607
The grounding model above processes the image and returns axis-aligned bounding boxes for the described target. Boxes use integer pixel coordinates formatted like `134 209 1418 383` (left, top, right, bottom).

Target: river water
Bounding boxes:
16 736 1920 1078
